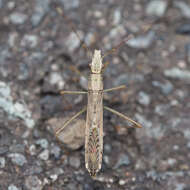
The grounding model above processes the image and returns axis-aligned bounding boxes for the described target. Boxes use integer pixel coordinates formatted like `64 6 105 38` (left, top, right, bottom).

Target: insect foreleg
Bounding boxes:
60 91 87 95
104 106 142 128
55 107 87 136
103 85 126 93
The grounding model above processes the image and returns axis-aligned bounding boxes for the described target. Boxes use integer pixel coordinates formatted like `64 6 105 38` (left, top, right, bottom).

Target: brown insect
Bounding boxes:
55 7 143 177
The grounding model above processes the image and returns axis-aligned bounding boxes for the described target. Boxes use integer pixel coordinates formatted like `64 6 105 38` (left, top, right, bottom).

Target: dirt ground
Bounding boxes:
0 0 190 189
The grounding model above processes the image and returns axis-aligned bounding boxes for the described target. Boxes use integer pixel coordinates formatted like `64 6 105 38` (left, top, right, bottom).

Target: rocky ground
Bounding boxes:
0 0 190 189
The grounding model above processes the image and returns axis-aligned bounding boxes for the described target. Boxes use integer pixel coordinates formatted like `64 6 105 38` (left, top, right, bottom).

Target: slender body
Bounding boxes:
85 50 103 176
55 49 142 178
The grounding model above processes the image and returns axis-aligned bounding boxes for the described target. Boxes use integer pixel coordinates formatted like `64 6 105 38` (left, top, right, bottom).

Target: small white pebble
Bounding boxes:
119 179 126 185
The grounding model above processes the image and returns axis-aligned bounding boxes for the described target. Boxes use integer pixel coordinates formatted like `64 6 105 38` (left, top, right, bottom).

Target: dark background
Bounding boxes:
0 0 190 189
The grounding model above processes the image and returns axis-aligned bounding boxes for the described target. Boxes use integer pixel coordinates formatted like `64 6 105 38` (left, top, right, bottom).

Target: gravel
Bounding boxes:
0 0 190 189
38 149 49 161
36 139 49 149
59 0 79 10
25 176 43 190
0 0 2 8
146 0 167 17
0 82 35 128
174 1 190 19
164 67 190 82
8 185 19 190
176 23 190 35
9 12 28 25
137 91 151 106
31 0 50 27
7 153 27 166
114 153 130 169
152 80 174 95
127 31 156 49
65 31 82 52
0 157 5 168
69 156 81 168
21 35 38 48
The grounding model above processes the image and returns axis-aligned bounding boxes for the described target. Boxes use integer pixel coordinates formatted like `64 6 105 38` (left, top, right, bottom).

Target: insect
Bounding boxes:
55 7 142 177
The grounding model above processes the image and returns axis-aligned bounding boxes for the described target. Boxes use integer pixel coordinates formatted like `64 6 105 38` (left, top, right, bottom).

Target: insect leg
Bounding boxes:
103 85 126 93
55 107 87 136
60 91 87 95
104 106 142 128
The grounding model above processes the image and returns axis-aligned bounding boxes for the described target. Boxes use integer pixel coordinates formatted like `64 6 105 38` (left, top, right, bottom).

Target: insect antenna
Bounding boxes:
56 7 93 58
102 23 153 60
102 34 134 60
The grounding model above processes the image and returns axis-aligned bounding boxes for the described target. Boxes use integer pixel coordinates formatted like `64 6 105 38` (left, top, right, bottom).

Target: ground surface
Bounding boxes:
0 0 190 190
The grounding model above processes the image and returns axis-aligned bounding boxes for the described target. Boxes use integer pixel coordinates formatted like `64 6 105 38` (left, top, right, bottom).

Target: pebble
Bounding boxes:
14 102 35 128
119 179 127 186
113 74 129 86
152 80 173 95
84 32 96 46
0 46 11 65
94 10 102 18
109 25 126 39
48 117 85 150
49 72 64 88
0 157 5 168
69 156 81 168
175 183 186 190
114 153 130 169
187 141 190 149
8 32 18 47
183 129 190 140
29 145 37 156
0 146 9 154
174 1 190 19
137 91 151 106
65 31 82 52
104 144 112 154
112 8 121 25
176 23 190 35
59 0 79 10
50 145 61 159
9 144 25 153
0 82 35 128
185 43 190 63
24 163 43 175
164 67 190 82
167 158 177 166
79 76 88 90
38 149 49 161
8 153 27 166
127 31 155 49
8 185 19 190
31 0 50 27
36 139 49 149
146 0 167 17
47 167 64 180
146 170 160 181
154 104 169 116
103 155 111 166
7 1 15 10
9 12 28 25
21 35 38 48
65 183 78 190
25 176 43 190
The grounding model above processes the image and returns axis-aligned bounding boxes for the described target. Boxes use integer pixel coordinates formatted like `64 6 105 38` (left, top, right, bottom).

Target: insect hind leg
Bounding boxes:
104 106 142 128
